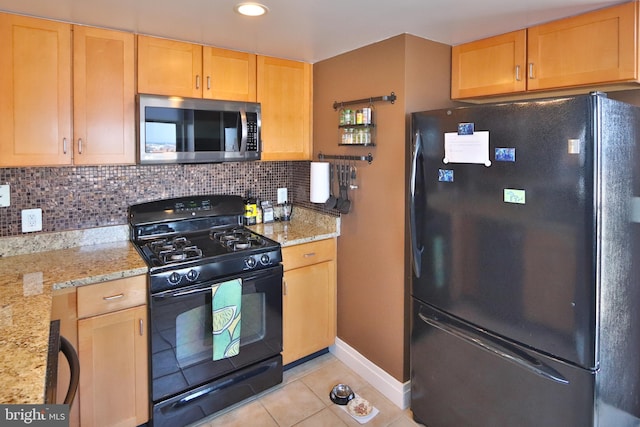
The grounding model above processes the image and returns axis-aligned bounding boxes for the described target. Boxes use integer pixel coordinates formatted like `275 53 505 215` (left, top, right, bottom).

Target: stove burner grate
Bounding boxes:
147 237 204 265
211 228 267 251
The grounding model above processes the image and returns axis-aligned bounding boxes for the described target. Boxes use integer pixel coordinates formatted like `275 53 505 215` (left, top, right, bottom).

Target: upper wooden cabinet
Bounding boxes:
73 26 136 165
452 1 640 100
203 46 257 101
0 14 135 166
137 35 203 98
0 13 72 166
527 1 638 91
451 30 527 99
138 35 257 101
257 55 313 161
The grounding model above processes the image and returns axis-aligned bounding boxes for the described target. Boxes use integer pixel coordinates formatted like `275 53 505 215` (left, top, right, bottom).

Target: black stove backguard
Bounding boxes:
128 195 283 427
129 194 246 236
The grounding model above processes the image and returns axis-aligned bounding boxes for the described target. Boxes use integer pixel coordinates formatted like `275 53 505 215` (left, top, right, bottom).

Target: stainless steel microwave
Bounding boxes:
137 94 261 164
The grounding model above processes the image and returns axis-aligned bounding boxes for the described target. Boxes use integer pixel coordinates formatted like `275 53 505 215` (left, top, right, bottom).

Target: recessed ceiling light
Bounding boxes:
234 2 269 17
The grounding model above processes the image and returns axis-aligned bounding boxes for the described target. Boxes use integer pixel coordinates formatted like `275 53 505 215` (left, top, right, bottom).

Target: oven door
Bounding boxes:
149 264 282 402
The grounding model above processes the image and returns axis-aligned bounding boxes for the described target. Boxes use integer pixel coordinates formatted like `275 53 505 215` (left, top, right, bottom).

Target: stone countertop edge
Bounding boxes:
0 207 338 404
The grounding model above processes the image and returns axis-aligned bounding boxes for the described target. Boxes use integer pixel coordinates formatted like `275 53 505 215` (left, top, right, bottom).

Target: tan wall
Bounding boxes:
313 34 452 381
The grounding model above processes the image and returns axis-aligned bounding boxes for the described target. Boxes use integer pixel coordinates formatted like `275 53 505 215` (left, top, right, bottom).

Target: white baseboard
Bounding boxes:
329 337 411 409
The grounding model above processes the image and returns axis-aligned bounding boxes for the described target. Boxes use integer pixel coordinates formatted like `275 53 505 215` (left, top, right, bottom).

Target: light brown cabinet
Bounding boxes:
0 13 72 166
257 55 313 161
527 1 637 91
281 239 336 365
204 46 257 101
138 35 257 101
73 26 136 165
451 30 527 99
0 14 135 166
77 276 148 427
452 2 640 100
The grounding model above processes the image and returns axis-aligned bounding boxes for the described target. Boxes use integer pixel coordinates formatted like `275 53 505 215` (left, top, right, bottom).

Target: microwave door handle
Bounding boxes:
239 109 248 153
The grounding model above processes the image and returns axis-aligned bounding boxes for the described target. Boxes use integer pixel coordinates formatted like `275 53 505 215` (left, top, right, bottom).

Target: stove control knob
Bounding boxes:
245 257 257 269
186 269 199 281
260 254 270 265
168 272 181 285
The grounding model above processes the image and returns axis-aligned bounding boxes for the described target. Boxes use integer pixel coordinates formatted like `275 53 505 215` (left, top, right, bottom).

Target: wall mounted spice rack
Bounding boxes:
318 152 374 164
333 92 396 147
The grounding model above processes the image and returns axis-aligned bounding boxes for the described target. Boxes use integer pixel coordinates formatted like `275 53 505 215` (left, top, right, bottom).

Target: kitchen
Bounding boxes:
2 0 640 426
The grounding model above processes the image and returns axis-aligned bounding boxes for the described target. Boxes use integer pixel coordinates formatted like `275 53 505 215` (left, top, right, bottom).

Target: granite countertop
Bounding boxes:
0 207 339 405
0 240 147 404
248 206 341 246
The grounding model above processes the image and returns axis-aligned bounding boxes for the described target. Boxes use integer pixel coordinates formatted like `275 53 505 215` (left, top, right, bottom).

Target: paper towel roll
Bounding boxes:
310 162 330 203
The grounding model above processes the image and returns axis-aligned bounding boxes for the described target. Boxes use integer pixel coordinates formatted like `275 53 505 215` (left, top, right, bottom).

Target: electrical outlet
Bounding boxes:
0 185 9 207
22 208 42 233
277 188 288 204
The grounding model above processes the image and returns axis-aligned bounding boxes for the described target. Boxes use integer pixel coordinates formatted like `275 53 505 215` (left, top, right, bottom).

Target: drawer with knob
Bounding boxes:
77 275 146 318
281 239 336 271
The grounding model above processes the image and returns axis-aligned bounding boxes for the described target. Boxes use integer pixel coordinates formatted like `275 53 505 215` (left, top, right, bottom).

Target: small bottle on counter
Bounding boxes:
256 199 263 224
244 195 257 225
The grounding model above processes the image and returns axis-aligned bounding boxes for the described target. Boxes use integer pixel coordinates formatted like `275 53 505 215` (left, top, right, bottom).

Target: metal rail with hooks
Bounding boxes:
332 92 396 110
318 152 374 164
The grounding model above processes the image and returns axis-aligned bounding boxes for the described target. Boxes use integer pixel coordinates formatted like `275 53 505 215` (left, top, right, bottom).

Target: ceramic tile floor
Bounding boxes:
192 352 425 427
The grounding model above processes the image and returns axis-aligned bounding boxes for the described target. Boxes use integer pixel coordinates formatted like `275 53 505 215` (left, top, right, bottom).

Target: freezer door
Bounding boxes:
411 300 595 427
410 95 597 368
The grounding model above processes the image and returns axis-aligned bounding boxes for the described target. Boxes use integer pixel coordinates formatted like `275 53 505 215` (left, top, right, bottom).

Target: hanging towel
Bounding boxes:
212 278 242 360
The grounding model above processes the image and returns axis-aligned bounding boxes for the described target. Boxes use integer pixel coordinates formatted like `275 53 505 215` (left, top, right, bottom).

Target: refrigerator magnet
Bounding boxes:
495 148 515 162
438 169 454 182
504 189 526 204
458 123 474 135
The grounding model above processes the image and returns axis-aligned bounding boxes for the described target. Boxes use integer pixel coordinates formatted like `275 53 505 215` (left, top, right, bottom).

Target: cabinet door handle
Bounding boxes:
283 280 287 296
103 293 124 301
515 65 521 81
63 138 68 154
78 138 83 154
196 75 200 89
139 319 144 336
528 63 535 79
303 252 316 258
207 76 211 90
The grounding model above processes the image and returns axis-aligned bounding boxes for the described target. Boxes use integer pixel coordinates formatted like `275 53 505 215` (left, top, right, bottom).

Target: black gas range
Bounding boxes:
130 195 282 290
129 195 283 427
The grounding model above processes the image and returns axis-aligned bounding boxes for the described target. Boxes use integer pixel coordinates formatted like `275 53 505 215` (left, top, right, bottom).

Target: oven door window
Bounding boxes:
175 292 265 368
149 266 282 402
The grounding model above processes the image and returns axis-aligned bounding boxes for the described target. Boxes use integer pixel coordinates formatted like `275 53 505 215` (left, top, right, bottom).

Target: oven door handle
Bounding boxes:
164 287 213 298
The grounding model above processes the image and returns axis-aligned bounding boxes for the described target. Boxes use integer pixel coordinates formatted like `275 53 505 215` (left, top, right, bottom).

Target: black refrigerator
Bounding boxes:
409 93 640 427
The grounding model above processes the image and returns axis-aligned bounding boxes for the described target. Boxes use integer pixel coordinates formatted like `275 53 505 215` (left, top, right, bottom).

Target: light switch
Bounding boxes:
0 185 9 207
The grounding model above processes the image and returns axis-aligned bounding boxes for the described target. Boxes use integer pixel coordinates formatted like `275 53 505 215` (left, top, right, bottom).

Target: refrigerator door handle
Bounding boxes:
410 131 424 278
418 308 569 385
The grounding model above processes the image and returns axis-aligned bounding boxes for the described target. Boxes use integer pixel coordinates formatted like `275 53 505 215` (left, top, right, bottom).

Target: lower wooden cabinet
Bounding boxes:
282 239 337 365
76 275 148 427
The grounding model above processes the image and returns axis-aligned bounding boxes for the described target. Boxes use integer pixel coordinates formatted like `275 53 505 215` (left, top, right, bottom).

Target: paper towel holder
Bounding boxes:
318 152 373 164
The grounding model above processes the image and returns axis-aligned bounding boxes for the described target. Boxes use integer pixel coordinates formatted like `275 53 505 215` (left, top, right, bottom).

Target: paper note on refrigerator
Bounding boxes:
443 131 491 167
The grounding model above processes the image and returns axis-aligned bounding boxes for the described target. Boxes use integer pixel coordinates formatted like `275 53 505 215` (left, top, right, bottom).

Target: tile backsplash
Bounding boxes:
0 161 333 237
